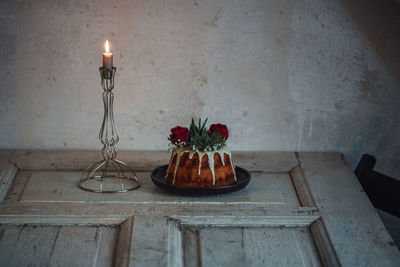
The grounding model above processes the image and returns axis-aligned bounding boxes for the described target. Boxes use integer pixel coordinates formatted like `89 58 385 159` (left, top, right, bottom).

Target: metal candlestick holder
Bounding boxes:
79 67 140 193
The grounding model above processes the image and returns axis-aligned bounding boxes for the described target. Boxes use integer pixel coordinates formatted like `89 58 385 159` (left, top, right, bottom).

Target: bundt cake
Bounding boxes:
165 118 236 188
165 147 236 187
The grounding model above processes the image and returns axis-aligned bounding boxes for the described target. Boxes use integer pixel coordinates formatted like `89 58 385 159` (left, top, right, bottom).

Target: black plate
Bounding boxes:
151 165 251 195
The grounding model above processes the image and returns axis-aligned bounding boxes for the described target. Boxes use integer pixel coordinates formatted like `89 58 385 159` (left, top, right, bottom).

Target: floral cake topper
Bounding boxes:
169 118 229 152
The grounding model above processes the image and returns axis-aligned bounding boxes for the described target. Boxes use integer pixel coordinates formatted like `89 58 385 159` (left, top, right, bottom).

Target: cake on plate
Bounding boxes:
165 118 236 187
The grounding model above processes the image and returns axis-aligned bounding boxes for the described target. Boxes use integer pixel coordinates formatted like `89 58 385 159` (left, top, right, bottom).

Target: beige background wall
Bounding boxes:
1 0 399 177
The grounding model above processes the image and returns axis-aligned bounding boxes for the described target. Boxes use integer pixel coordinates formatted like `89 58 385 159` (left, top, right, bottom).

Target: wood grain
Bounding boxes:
310 219 340 267
0 225 22 264
11 150 170 172
290 166 316 207
298 152 400 266
185 225 321 267
0 150 398 266
0 150 13 171
7 225 59 266
10 150 298 172
290 166 340 266
182 228 201 267
114 216 170 267
3 171 299 207
0 164 18 203
0 224 119 267
114 217 134 267
129 216 169 266
168 218 183 267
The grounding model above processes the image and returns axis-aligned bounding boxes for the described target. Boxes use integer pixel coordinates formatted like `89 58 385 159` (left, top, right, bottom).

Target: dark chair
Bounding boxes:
355 154 400 218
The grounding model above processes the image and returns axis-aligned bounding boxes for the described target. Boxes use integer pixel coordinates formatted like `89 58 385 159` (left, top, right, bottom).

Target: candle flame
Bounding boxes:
105 40 110 53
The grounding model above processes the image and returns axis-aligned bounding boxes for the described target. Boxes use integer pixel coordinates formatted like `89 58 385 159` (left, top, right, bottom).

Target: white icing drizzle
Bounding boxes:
228 150 237 181
216 150 226 166
165 148 176 175
166 146 237 185
207 152 216 184
172 150 182 185
198 153 204 176
188 151 196 159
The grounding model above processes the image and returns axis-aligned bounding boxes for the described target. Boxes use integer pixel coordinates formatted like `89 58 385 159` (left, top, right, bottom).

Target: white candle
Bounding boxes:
103 40 113 69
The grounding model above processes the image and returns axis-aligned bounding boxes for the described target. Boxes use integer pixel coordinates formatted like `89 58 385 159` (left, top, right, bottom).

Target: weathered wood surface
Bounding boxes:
10 150 170 172
0 203 319 225
194 226 321 266
113 216 171 267
290 166 316 207
0 150 13 170
0 164 17 203
9 150 298 172
129 216 169 266
0 150 17 203
9 171 299 206
310 219 340 267
298 152 400 266
0 150 399 266
0 225 23 263
291 166 340 266
114 217 134 267
168 215 326 267
233 151 298 172
0 224 118 267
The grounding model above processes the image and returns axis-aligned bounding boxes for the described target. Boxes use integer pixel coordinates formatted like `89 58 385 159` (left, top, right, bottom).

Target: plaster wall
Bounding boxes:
0 0 399 177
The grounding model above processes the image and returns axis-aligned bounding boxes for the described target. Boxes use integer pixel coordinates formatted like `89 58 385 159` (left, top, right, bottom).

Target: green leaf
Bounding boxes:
177 117 226 151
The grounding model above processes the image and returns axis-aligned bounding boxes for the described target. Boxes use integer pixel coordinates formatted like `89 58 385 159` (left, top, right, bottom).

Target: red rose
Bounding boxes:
170 126 190 144
209 123 229 140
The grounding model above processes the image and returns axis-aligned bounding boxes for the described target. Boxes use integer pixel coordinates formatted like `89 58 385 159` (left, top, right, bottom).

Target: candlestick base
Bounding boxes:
80 158 140 193
79 66 140 193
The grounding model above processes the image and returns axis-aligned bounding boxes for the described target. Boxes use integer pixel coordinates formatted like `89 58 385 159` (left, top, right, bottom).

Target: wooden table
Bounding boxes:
0 150 399 266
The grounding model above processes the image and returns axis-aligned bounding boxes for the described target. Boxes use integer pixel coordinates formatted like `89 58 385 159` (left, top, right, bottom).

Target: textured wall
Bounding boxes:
0 0 399 177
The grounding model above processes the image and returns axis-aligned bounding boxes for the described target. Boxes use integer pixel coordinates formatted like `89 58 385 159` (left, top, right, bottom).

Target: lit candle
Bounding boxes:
103 40 113 70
